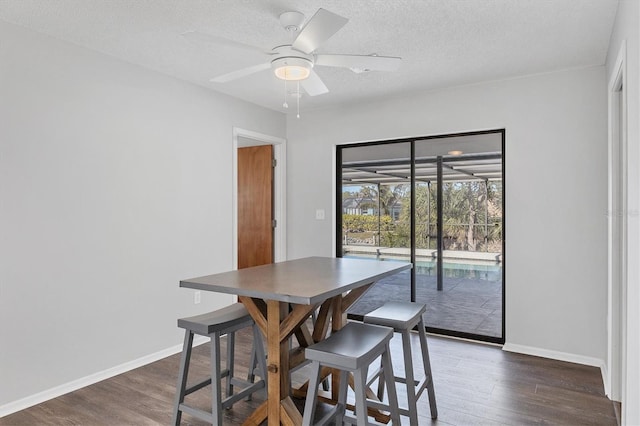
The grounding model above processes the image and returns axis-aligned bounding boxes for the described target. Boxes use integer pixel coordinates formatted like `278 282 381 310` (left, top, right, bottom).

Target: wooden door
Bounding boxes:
238 145 274 269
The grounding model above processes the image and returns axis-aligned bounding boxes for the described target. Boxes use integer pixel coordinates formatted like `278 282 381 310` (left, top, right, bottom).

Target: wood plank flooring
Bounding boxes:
0 327 617 425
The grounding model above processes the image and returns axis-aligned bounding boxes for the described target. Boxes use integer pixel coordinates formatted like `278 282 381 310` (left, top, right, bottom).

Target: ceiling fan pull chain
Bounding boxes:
296 81 300 118
283 79 288 108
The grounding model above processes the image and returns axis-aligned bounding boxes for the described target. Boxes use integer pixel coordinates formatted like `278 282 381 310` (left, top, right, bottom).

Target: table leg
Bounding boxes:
330 295 346 401
241 298 317 426
266 300 288 425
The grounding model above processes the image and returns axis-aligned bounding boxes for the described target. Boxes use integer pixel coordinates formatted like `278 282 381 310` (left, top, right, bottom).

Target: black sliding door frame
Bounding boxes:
336 129 505 344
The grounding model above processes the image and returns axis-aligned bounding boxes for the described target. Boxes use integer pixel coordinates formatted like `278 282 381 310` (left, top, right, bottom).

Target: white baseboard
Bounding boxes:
0 336 209 418
502 343 607 393
600 363 610 398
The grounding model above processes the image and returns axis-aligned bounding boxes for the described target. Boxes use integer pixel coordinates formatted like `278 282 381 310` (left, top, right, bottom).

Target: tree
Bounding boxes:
342 178 502 253
357 184 409 216
400 179 502 252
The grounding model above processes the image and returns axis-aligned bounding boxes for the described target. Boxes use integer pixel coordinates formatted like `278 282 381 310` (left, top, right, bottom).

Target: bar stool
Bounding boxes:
172 303 267 425
302 322 401 426
364 302 437 424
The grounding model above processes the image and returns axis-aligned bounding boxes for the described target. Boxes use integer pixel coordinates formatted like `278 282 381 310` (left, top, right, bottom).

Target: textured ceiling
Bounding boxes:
0 0 619 114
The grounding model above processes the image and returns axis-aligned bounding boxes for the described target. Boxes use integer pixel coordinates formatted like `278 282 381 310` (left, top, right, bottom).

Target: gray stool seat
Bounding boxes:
172 303 267 425
177 302 254 335
364 302 438 424
302 322 401 426
364 301 426 330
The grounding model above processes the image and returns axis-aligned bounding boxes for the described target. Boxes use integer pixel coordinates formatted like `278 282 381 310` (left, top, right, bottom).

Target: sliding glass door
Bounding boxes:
339 142 413 305
338 131 504 343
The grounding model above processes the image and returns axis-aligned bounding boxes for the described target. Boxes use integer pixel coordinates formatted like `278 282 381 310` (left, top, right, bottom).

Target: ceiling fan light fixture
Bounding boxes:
272 57 312 81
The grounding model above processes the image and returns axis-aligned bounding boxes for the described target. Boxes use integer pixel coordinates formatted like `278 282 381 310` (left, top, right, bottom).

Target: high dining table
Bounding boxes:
180 256 412 426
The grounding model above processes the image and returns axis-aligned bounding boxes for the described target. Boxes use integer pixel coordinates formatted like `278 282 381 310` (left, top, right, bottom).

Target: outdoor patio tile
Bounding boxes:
349 268 503 338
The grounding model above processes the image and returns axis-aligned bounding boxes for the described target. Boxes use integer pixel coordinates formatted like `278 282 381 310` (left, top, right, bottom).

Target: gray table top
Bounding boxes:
180 256 412 305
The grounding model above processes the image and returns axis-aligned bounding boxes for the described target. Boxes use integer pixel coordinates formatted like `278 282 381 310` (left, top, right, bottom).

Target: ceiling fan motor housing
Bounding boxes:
279 11 305 32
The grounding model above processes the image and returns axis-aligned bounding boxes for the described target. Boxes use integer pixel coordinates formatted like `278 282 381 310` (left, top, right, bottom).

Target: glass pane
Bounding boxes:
415 133 503 339
341 142 412 316
340 132 504 342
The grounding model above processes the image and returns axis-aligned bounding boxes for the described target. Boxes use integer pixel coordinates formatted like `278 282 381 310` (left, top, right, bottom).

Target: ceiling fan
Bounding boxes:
183 8 402 97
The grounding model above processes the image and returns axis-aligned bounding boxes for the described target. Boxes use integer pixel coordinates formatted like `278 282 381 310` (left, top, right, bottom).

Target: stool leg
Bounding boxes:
302 360 322 426
418 318 437 419
401 328 419 426
308 308 329 393
210 331 223 425
248 323 267 401
382 343 401 426
353 367 369 426
335 369 349 426
246 325 261 400
247 338 256 384
376 355 385 400
226 330 235 397
172 330 194 425
253 325 267 384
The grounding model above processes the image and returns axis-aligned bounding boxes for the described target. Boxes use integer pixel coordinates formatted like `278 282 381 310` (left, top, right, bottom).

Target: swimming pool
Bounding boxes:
346 254 502 281
414 259 501 281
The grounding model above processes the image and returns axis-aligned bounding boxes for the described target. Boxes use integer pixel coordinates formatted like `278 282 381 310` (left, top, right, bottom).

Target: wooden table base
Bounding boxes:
239 297 316 425
239 283 374 425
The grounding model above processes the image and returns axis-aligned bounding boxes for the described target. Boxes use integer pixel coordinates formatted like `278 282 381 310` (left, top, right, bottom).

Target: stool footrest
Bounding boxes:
221 379 265 408
184 365 235 395
393 375 419 386
229 376 258 388
415 378 427 399
366 366 384 388
184 377 212 396
366 399 394 413
177 403 214 424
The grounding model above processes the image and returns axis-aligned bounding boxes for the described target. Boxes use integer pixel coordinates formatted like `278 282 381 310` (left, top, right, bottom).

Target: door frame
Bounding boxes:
606 41 627 402
232 128 287 269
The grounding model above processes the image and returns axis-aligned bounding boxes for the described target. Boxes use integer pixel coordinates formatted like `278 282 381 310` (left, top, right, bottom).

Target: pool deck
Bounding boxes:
348 267 503 339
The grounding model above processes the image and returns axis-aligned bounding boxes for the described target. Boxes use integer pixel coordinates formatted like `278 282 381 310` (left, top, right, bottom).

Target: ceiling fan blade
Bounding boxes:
301 70 329 96
315 54 402 72
181 30 273 55
210 63 271 83
292 9 348 54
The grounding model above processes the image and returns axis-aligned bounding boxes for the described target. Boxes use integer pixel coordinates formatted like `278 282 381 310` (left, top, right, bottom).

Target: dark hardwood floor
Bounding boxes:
1 327 617 425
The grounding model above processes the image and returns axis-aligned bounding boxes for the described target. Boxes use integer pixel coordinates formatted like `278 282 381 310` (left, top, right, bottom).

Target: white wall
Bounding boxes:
287 66 608 363
606 1 640 424
0 20 285 410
